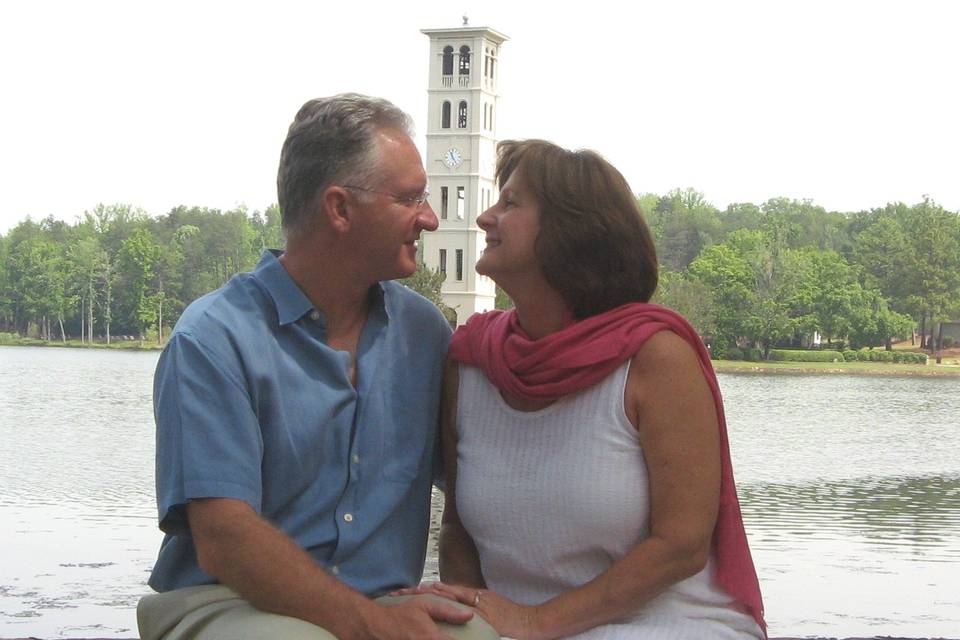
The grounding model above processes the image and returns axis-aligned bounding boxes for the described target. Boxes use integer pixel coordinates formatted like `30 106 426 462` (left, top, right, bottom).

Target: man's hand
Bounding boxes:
189 499 474 639
392 583 535 639
351 595 474 640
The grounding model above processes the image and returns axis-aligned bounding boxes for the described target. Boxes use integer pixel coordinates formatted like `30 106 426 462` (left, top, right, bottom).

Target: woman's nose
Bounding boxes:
477 207 494 230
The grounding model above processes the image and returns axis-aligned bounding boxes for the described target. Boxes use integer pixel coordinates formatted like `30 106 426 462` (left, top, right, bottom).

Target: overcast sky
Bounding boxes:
2 0 958 234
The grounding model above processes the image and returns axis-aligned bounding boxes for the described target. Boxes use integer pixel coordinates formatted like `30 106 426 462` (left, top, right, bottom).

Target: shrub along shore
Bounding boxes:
713 344 960 376
724 347 931 365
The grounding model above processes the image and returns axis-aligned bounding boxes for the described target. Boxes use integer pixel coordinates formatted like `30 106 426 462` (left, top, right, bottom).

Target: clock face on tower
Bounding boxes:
443 147 463 169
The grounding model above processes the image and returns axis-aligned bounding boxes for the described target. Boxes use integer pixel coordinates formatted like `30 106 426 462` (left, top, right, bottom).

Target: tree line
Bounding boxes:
1 193 958 354
0 203 285 342
645 191 960 357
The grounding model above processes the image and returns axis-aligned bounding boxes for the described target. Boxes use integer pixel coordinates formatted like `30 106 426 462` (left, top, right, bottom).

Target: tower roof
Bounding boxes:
420 26 509 45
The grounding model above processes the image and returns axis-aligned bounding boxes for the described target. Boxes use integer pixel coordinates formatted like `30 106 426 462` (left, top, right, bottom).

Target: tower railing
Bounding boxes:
440 75 474 88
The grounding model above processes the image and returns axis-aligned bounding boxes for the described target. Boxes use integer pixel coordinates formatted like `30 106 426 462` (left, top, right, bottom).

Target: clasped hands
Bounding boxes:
392 581 539 639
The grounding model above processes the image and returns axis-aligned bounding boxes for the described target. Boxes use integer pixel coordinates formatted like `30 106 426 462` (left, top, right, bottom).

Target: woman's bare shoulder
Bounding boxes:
629 329 702 378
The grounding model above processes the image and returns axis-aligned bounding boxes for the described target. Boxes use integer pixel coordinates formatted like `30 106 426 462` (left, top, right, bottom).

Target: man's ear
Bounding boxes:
319 186 352 233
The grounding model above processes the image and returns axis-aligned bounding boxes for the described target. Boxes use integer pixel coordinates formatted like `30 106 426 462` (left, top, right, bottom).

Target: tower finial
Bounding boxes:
462 14 469 26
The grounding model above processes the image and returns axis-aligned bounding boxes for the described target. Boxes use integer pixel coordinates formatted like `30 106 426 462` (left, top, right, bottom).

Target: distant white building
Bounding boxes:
420 21 508 325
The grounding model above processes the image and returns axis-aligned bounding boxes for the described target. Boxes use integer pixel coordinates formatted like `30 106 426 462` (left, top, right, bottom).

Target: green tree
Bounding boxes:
688 240 756 355
0 232 13 330
647 188 721 271
652 270 715 337
251 204 285 252
690 230 818 357
847 291 914 349
5 221 45 335
760 197 851 252
85 203 147 253
719 202 763 237
7 234 67 338
400 261 456 324
905 198 960 345
41 239 73 343
118 228 164 340
850 210 910 304
801 249 864 348
66 229 107 343
851 198 960 348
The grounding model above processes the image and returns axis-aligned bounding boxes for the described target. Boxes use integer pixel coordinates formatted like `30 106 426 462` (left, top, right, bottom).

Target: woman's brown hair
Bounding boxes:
496 139 658 319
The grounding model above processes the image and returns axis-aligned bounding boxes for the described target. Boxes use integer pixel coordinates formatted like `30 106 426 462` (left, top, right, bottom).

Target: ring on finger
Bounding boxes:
473 590 482 607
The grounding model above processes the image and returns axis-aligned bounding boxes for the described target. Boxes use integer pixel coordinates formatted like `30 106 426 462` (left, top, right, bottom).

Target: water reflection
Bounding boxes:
741 475 960 634
740 477 960 562
742 475 960 559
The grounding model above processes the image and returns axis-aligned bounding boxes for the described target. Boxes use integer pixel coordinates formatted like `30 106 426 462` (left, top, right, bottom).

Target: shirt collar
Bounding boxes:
253 250 390 326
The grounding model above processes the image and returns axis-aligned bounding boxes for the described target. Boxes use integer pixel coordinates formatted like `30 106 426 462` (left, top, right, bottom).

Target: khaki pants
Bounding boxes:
138 584 500 640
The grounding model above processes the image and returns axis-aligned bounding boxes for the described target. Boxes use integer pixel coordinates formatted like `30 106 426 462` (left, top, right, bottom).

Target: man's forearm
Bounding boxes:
187 499 378 638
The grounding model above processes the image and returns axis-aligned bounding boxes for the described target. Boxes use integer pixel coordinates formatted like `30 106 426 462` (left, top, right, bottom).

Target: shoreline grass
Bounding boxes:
0 337 164 351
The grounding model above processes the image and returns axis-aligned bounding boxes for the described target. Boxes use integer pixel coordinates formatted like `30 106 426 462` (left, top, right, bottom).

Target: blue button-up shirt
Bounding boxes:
149 250 451 596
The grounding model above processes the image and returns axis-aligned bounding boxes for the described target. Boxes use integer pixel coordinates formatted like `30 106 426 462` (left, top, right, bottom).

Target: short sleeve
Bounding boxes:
153 331 264 535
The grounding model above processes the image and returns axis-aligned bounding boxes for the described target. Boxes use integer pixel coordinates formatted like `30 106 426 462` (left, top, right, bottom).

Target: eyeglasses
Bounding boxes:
342 185 431 209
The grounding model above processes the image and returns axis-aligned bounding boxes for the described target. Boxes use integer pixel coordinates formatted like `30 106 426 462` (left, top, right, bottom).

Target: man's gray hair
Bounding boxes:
277 93 414 236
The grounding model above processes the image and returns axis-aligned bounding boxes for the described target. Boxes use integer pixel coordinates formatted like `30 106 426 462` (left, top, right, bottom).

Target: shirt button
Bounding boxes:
352 454 360 464
343 513 354 523
309 310 320 321
331 565 340 575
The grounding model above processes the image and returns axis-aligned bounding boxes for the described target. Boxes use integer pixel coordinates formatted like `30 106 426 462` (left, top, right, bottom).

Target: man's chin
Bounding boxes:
393 260 418 280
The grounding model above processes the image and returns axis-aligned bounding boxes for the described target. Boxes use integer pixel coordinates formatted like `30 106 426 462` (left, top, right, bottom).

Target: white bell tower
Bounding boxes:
421 20 508 325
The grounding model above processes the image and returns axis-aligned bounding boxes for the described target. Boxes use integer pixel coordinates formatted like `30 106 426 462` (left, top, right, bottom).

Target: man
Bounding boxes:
138 94 497 640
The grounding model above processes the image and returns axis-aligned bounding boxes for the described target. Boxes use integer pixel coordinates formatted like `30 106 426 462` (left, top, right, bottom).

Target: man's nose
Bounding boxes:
418 201 439 231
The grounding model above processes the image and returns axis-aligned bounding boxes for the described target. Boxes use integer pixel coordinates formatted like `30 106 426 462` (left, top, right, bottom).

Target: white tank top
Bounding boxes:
455 362 763 640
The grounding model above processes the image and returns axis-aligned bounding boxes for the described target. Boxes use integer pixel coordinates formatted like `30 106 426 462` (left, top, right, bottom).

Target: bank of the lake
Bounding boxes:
0 337 162 351
712 359 960 377
4 338 959 374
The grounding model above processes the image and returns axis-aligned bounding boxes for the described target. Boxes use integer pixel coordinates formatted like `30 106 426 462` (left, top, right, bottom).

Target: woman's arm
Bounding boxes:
438 359 487 588
530 330 721 638
433 330 722 639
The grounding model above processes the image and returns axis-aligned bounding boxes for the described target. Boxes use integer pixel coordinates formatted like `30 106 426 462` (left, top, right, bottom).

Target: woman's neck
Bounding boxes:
511 287 573 341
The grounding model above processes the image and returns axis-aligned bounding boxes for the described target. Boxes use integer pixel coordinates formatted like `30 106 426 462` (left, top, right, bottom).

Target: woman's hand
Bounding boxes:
391 582 541 639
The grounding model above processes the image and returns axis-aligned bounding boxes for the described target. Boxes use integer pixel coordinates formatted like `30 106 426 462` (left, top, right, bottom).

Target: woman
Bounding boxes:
403 140 765 639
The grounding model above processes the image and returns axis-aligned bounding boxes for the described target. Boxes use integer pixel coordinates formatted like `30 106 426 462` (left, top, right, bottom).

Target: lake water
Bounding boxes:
1 345 958 638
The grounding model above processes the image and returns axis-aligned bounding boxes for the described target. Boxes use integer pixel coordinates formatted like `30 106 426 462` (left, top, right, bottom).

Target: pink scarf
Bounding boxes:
448 303 766 635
